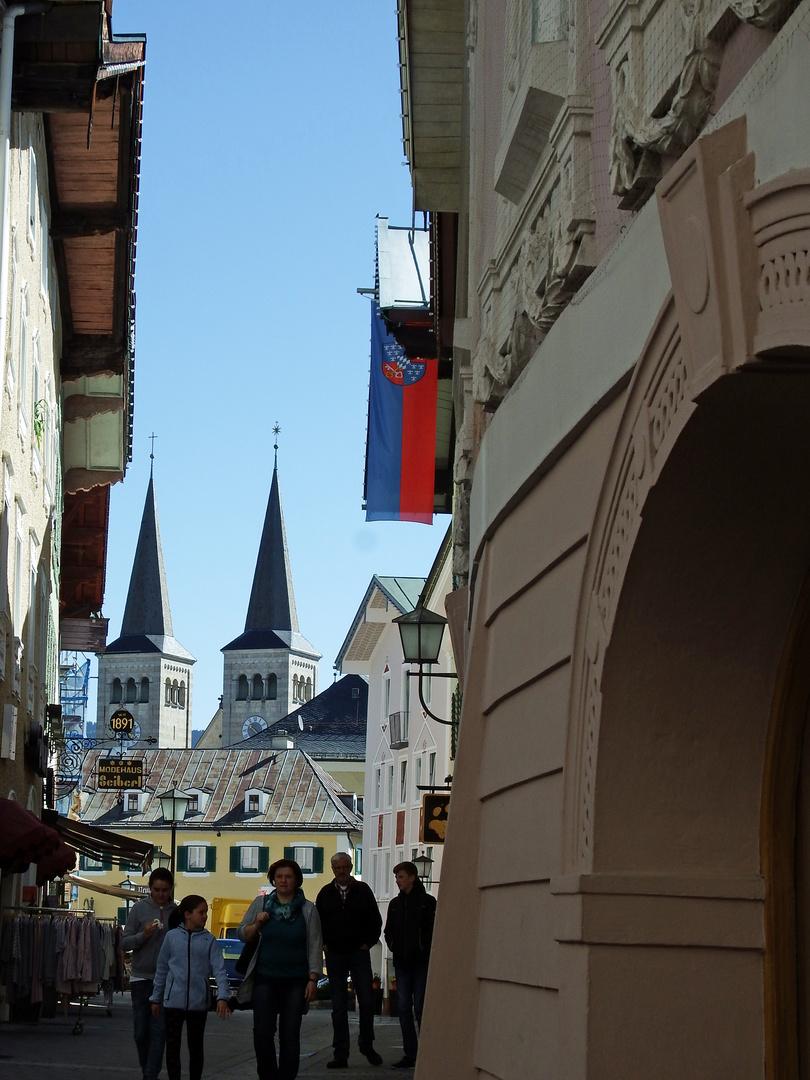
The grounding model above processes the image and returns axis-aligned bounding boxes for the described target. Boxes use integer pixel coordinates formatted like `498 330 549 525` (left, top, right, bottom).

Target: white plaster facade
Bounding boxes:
0 113 61 810
340 564 455 998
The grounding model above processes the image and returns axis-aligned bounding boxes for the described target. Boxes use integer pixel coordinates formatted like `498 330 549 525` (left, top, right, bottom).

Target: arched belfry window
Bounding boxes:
165 678 171 705
292 675 299 702
178 681 186 708
171 679 179 705
126 677 137 703
140 677 150 703
237 674 249 700
111 677 122 704
252 674 264 700
305 677 312 702
267 673 277 700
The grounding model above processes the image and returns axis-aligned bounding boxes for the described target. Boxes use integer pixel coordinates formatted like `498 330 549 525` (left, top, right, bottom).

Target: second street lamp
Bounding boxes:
393 605 457 725
157 788 191 875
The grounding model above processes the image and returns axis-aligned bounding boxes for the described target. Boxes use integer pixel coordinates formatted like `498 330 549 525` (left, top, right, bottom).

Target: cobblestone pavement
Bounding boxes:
0 993 408 1080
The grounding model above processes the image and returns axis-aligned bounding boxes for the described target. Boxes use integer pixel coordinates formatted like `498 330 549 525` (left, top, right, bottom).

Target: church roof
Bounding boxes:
244 464 299 634
104 633 196 664
80 747 361 832
234 674 368 760
106 475 194 662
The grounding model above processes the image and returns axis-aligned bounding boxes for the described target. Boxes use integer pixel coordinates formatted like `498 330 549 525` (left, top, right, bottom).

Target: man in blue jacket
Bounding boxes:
316 852 383 1068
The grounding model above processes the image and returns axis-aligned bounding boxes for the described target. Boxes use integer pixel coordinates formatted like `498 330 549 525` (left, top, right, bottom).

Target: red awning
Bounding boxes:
36 840 77 886
0 798 61 874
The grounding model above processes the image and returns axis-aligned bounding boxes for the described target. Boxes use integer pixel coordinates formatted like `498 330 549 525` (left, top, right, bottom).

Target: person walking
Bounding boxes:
122 868 178 1080
384 862 436 1070
237 859 323 1080
316 851 383 1068
149 895 232 1080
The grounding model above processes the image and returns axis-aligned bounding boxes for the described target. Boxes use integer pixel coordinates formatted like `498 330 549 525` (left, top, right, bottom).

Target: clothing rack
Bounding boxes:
0 906 124 1034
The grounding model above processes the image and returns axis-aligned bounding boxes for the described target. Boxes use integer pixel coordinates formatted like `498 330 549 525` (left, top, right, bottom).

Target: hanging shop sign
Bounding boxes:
420 793 449 844
109 708 134 734
98 758 143 790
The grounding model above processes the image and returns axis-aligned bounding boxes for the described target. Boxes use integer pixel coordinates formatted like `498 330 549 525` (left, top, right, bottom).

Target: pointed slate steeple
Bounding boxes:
120 475 174 638
244 463 299 633
98 461 195 750
221 440 321 747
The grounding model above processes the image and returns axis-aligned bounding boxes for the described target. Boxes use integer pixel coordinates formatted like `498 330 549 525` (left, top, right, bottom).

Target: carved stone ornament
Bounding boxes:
608 0 797 208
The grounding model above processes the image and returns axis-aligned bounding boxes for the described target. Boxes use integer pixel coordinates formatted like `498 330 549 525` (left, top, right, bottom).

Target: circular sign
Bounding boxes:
109 708 134 734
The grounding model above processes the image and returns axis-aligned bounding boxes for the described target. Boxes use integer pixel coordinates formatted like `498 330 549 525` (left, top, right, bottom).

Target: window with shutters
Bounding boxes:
178 844 216 874
80 854 111 873
283 845 324 876
230 845 269 874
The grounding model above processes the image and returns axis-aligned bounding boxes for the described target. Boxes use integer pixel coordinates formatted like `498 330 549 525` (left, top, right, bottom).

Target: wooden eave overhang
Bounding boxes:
12 4 146 635
397 0 464 214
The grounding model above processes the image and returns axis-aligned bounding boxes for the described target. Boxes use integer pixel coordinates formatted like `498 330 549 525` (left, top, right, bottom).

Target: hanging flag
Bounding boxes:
365 303 437 524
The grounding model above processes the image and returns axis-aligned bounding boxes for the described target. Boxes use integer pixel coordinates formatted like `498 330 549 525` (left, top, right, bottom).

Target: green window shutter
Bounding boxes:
118 906 128 927
176 847 188 872
102 855 113 871
284 846 295 861
230 847 240 873
313 848 324 874
206 846 217 872
258 848 270 873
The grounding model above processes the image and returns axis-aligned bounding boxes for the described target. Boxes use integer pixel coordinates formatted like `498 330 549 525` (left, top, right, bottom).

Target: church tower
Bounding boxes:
97 464 195 747
221 444 321 746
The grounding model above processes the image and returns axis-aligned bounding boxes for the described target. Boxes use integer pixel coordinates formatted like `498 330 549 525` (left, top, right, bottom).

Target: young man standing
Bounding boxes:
122 868 177 1080
384 862 436 1070
316 851 383 1068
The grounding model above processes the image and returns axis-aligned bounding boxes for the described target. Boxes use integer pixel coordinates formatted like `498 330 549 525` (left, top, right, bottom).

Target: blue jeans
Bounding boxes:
251 975 309 1080
325 948 376 1059
131 979 166 1080
395 965 428 1062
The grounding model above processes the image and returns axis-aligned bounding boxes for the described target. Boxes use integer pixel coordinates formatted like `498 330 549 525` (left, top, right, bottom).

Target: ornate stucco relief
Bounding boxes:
600 0 797 209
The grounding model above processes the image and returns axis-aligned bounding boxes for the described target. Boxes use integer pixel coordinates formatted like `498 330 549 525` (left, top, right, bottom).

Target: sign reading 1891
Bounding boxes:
98 758 143 790
109 708 134 734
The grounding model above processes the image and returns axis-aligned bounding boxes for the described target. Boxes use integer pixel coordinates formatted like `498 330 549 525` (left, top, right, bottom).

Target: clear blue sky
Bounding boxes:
88 2 450 729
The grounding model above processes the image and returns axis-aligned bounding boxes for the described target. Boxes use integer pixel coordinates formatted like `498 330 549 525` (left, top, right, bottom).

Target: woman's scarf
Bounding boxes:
266 887 306 922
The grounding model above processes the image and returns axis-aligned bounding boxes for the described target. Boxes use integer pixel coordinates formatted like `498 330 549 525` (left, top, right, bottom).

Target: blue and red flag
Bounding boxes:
365 303 437 524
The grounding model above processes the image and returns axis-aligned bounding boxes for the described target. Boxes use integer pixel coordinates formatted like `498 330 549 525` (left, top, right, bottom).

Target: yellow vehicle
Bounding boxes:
210 897 251 940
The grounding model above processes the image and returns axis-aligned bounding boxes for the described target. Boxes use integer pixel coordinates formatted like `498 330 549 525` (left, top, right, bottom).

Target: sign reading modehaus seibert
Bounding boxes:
98 759 143 790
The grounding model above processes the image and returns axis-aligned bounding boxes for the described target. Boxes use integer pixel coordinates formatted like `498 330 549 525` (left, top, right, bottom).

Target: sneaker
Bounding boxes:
364 1049 384 1066
390 1059 415 1070
327 1060 348 1070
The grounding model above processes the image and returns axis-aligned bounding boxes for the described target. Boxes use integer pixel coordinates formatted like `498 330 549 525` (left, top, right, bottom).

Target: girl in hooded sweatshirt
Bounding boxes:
150 895 231 1080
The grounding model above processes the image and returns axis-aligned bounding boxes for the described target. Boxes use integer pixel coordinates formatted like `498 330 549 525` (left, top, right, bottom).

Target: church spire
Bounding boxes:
244 446 299 633
120 472 174 637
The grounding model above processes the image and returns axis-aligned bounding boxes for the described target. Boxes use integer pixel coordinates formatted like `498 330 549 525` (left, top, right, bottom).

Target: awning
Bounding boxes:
36 841 77 887
42 811 153 872
0 798 61 874
63 873 151 901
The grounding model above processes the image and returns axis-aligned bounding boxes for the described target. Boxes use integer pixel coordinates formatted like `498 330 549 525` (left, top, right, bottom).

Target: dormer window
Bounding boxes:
125 791 142 813
244 788 268 814
184 789 208 815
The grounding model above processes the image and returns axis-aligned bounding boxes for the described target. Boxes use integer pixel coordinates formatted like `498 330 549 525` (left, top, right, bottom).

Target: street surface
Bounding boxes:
0 992 407 1080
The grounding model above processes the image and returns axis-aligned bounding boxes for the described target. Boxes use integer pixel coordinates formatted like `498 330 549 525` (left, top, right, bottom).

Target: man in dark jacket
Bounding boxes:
384 861 437 1070
316 851 383 1068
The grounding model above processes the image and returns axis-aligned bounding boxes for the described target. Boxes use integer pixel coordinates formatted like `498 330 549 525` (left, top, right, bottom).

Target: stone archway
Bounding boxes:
559 120 810 1076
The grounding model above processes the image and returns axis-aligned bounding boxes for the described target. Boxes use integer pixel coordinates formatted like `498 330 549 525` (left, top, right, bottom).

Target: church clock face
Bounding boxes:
242 715 268 739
